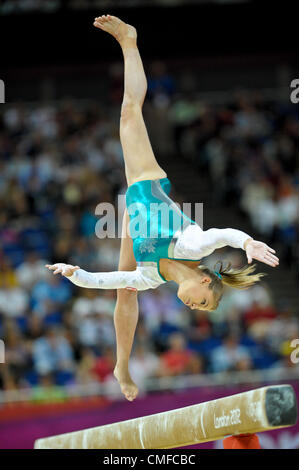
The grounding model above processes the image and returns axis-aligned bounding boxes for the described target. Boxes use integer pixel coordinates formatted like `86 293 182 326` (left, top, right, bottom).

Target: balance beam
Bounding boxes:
34 384 298 449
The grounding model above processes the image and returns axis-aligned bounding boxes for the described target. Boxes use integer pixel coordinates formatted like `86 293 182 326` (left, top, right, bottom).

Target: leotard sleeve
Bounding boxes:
68 268 145 291
67 266 163 291
174 225 252 259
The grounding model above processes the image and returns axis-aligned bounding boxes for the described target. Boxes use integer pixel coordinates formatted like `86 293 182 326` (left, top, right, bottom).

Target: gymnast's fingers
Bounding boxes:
45 264 57 271
262 255 278 267
53 267 63 275
266 253 279 264
265 250 279 262
69 266 80 276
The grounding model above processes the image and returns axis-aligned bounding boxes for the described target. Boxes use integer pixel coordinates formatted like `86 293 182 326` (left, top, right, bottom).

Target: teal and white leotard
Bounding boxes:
125 177 195 275
68 178 251 291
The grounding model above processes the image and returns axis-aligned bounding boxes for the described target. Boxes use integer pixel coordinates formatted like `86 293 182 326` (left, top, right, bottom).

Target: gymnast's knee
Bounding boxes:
116 288 137 302
120 98 142 122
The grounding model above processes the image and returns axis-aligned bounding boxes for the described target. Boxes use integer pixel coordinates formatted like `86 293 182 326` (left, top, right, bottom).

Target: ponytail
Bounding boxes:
198 260 267 310
214 260 267 290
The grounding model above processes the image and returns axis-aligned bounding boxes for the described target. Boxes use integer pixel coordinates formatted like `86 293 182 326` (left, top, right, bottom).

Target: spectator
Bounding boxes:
32 327 75 379
0 279 29 318
92 346 115 383
4 320 32 386
129 343 160 392
210 333 253 373
244 300 278 329
159 333 202 377
31 272 72 317
16 251 49 289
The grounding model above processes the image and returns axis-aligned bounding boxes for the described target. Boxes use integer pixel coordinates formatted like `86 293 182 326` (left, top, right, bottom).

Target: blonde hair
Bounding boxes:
198 261 267 311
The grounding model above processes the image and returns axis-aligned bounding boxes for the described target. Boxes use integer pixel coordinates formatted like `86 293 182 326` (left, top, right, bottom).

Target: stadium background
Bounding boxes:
1 0 299 449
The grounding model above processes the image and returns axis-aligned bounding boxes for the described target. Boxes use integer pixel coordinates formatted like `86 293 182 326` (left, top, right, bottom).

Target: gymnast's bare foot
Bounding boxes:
114 365 139 402
93 14 137 47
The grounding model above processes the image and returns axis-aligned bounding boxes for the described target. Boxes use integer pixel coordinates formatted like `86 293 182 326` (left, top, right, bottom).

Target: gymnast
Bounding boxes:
46 15 279 401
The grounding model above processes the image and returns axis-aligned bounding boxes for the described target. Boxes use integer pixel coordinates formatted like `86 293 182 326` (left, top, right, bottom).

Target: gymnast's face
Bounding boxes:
177 275 213 311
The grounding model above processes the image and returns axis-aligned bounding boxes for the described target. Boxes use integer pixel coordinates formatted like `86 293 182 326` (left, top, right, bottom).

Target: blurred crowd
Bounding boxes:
0 0 192 15
0 60 299 399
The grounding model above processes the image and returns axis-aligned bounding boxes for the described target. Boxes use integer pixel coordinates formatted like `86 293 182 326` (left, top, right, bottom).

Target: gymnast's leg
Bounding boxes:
93 14 167 186
113 210 139 401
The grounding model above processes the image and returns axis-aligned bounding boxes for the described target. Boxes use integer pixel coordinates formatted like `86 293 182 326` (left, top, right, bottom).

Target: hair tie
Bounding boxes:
214 270 222 280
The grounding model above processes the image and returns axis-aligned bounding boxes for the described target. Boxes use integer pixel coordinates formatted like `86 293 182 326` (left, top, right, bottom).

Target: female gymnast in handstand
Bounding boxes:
46 15 279 401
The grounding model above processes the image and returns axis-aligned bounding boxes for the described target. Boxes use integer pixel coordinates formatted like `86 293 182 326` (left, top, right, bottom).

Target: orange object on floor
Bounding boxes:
223 433 261 449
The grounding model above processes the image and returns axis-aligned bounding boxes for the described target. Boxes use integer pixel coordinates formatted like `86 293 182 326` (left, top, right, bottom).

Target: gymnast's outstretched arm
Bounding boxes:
45 263 148 290
175 225 279 267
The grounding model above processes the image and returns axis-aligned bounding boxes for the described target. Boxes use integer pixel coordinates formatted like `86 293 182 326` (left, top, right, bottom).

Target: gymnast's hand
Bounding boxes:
244 239 279 267
45 263 80 277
